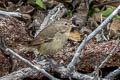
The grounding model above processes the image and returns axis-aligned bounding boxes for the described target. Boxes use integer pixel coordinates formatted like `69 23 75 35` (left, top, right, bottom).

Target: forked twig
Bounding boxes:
5 48 60 80
91 40 119 78
67 5 120 70
105 67 120 79
0 60 109 80
99 40 119 69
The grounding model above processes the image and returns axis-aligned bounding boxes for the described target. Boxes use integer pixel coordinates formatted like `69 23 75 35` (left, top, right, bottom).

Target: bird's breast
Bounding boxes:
38 32 69 55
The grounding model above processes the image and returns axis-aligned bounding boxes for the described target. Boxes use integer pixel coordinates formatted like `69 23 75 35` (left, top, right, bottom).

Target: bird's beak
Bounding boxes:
72 24 77 27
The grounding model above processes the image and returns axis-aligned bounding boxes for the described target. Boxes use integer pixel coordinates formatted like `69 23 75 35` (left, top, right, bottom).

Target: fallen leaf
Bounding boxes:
69 32 82 42
108 19 120 39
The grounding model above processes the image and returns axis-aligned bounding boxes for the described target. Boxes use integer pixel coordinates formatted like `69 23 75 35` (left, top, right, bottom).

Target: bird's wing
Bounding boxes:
28 25 58 46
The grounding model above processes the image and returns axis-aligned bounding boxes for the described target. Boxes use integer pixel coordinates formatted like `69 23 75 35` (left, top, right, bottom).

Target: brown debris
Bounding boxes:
0 14 30 49
55 40 120 72
0 0 120 79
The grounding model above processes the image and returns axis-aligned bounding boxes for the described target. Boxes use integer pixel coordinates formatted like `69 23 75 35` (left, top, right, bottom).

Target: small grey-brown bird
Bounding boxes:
27 19 72 55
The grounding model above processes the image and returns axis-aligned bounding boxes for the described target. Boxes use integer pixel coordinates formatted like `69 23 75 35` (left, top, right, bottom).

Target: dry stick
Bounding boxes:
105 67 120 79
0 61 109 80
67 5 120 69
5 48 60 80
104 41 120 79
0 68 39 80
93 0 120 8
34 3 66 37
99 40 119 69
72 72 108 80
91 40 120 78
0 10 22 17
56 66 108 80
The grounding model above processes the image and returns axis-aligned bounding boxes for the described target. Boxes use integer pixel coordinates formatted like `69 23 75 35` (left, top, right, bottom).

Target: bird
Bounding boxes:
27 19 72 55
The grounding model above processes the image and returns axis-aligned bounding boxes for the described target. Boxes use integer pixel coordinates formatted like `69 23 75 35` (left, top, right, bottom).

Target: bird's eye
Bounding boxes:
65 23 67 25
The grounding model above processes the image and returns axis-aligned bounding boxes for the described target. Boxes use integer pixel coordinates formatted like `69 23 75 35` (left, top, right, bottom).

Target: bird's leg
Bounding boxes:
32 49 40 64
44 55 57 69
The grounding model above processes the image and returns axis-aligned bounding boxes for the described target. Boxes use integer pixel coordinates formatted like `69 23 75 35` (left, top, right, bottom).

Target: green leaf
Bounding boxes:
88 8 100 16
36 0 46 9
99 8 120 19
115 15 120 19
99 8 113 17
67 10 72 17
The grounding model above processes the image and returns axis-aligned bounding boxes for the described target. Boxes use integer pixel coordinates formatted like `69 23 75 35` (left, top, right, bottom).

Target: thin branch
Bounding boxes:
0 61 109 80
67 5 120 69
5 48 60 80
91 40 119 78
72 72 108 80
99 40 119 69
93 0 120 8
0 68 38 80
34 3 67 37
105 67 120 79
0 10 22 17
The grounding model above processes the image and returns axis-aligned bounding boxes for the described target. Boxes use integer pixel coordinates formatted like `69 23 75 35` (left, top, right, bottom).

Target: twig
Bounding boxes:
67 5 120 70
34 3 67 37
0 68 38 80
5 48 60 80
105 67 120 79
0 10 22 17
91 40 119 78
0 60 109 80
72 72 108 80
99 40 119 69
93 0 120 8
